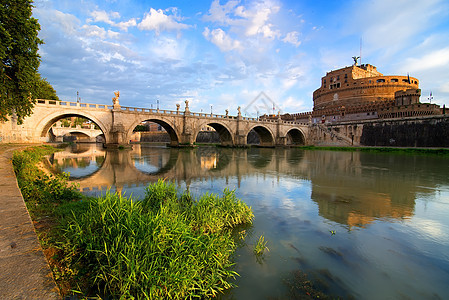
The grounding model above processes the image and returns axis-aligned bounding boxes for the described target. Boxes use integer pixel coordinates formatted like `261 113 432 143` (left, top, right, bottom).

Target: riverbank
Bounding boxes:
11 145 254 298
0 144 59 299
297 145 449 155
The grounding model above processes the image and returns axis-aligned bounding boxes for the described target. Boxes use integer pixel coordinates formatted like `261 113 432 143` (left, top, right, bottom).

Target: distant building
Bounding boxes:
278 60 442 123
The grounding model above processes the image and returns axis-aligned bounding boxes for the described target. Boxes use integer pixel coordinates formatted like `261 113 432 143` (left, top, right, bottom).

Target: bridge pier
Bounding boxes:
0 99 309 147
276 136 287 146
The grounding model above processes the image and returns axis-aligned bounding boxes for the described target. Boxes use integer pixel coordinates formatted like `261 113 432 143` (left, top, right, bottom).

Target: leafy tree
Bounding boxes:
0 0 43 124
35 74 59 100
134 124 149 132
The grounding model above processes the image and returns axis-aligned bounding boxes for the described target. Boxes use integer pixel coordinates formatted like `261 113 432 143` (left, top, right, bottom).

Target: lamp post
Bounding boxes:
210 105 213 115
157 99 159 110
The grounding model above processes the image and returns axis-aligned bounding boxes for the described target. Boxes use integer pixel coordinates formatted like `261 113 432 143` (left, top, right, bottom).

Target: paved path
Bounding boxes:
0 145 59 299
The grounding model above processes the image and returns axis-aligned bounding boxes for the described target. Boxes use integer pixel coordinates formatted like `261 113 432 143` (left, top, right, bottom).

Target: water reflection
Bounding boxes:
43 144 449 299
44 144 106 179
43 144 446 230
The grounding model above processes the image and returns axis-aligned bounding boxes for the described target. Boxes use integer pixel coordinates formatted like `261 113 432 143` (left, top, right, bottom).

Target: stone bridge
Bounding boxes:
0 99 310 147
43 146 312 192
50 124 103 143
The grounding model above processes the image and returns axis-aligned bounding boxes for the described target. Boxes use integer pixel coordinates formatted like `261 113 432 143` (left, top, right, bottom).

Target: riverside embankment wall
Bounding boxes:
309 114 449 147
0 146 59 299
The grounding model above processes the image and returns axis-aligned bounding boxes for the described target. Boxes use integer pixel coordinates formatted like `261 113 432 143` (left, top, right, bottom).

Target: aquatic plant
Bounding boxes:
60 180 254 298
13 147 254 298
253 234 269 256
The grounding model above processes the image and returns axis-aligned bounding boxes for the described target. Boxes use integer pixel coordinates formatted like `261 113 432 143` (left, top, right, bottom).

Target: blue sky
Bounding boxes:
33 0 449 117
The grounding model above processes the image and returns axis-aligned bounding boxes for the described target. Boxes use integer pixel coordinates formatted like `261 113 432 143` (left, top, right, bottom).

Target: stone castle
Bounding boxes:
279 60 442 123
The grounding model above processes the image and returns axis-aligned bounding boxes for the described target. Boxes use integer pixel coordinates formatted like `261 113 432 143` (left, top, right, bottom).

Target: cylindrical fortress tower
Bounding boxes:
312 64 419 112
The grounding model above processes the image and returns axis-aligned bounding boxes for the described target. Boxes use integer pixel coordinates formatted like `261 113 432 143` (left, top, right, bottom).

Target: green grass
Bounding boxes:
60 181 253 299
12 146 254 299
297 145 449 155
12 146 81 211
253 235 269 256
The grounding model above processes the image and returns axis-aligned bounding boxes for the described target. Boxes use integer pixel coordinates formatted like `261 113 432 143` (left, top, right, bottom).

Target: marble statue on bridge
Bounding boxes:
112 91 120 107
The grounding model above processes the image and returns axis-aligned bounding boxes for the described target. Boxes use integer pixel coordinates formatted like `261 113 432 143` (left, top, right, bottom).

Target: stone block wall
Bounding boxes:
360 117 449 147
309 115 449 147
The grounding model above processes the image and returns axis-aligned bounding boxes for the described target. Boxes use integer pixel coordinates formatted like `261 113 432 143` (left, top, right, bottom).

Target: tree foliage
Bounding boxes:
35 74 59 100
0 0 43 124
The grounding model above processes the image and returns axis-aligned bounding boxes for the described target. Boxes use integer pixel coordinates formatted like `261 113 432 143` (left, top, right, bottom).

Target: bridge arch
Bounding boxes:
193 121 234 146
127 118 180 146
246 125 275 147
36 111 110 143
284 128 306 145
132 147 179 176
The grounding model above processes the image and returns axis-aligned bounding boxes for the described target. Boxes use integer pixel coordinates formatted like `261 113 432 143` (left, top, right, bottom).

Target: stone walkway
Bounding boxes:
0 145 59 299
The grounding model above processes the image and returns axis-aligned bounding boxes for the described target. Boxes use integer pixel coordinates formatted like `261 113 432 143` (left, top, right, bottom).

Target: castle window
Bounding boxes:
391 78 398 82
377 79 385 83
344 74 348 78
402 79 409 83
337 75 340 80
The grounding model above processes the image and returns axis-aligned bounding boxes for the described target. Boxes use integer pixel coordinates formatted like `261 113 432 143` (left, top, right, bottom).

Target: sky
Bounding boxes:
33 0 449 117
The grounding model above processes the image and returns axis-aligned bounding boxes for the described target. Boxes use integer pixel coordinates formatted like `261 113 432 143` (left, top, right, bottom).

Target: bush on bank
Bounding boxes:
12 146 254 299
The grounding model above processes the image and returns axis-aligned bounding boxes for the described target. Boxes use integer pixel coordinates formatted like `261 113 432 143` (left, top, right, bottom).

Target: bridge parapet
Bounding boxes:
1 98 310 146
36 99 308 126
36 99 112 110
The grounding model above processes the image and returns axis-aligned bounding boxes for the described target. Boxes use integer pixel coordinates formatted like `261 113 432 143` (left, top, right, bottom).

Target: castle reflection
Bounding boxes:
44 144 447 228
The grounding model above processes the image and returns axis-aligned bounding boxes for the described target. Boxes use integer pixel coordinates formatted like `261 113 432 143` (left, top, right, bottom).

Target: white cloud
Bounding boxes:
36 8 80 35
116 19 138 31
107 30 120 39
348 0 445 58
404 47 449 72
203 27 241 52
89 10 118 25
82 24 107 39
234 1 280 38
137 8 190 35
282 31 301 47
150 36 184 60
440 82 449 94
203 0 240 25
88 10 137 32
204 0 281 39
282 96 306 112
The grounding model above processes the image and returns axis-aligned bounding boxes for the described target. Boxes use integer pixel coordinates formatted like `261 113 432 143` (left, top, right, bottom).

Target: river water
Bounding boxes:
44 143 449 299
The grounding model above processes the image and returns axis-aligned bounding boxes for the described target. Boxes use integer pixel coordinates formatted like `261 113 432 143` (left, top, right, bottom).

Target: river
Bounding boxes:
44 143 449 299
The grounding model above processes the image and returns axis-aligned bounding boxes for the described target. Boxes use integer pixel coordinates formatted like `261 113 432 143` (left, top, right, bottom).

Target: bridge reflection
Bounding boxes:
43 145 444 229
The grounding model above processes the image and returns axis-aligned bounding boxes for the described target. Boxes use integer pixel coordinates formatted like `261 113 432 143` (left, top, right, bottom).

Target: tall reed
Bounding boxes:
13 147 254 298
61 180 254 299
